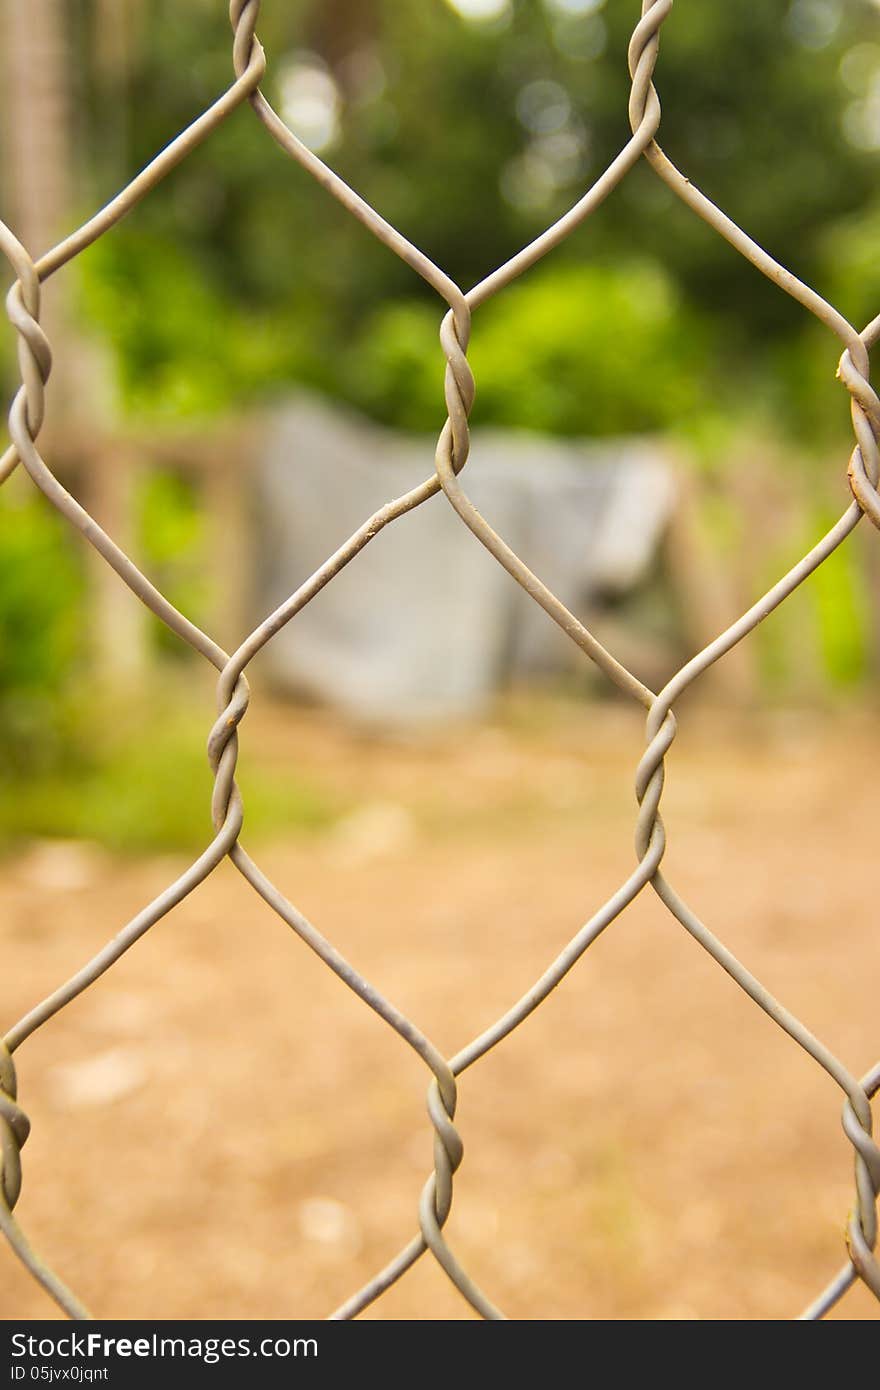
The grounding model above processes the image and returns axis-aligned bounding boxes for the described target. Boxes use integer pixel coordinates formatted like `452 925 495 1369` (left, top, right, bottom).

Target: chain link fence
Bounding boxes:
0 0 878 1321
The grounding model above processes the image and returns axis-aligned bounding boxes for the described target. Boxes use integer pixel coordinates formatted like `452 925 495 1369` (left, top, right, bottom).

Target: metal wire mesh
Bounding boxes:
0 0 878 1322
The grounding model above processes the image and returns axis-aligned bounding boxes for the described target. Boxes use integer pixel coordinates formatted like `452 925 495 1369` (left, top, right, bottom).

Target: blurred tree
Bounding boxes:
0 0 72 254
305 0 380 82
54 0 880 440
1 0 880 730
0 0 78 413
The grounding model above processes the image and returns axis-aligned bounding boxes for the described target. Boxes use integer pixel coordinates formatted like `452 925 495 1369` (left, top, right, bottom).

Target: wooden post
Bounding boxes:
84 445 150 684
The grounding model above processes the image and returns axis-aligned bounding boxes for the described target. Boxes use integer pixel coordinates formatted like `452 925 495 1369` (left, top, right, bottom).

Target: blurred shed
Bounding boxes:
255 394 677 723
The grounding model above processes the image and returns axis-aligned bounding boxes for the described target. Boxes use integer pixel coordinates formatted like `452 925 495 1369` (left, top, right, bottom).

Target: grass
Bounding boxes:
0 693 336 855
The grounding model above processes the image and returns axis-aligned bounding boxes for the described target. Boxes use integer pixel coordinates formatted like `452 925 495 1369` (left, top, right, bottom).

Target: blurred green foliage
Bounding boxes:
137 469 213 655
344 261 708 435
3 0 880 848
0 689 335 853
810 516 873 685
0 480 87 774
65 0 880 437
78 230 297 419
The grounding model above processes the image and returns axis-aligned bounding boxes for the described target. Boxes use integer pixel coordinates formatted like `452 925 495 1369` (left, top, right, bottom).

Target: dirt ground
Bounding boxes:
1 697 878 1321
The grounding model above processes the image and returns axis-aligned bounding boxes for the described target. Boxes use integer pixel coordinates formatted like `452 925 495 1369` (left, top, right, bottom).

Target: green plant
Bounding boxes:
0 694 336 854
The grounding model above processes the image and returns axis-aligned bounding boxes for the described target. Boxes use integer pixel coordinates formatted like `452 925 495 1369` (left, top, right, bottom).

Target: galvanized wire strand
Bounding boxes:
0 0 877 1321
803 1058 880 1318
624 18 880 1306
0 1042 89 1319
219 1 684 1309
231 0 662 707
0 212 500 1316
338 0 879 1318
328 840 667 1322
0 6 498 1307
333 496 874 1316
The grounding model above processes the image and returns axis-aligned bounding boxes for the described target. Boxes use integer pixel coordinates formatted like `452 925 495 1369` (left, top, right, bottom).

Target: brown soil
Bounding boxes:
1 699 878 1321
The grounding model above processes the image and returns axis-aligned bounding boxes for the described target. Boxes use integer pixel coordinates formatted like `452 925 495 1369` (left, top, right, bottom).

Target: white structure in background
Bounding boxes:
257 394 675 724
